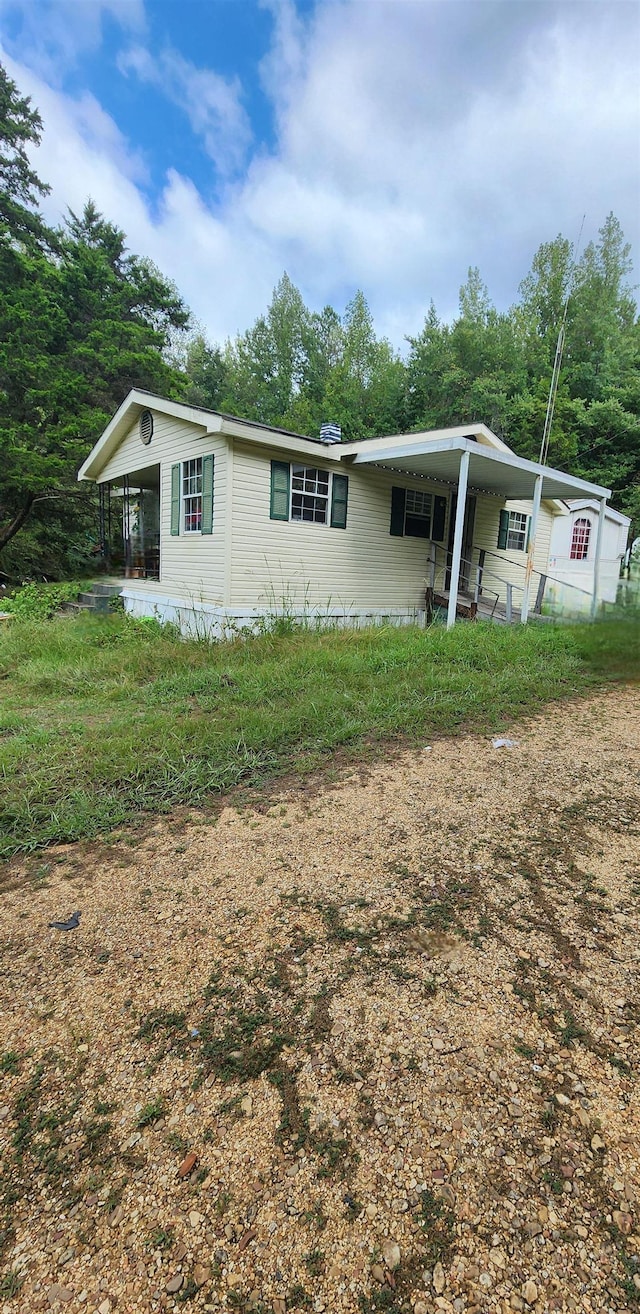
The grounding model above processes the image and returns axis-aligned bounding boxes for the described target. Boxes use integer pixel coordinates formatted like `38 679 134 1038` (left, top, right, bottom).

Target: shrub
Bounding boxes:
2 581 83 621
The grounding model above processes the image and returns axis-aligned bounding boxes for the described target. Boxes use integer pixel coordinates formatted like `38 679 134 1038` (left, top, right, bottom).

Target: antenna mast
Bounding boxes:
538 214 585 468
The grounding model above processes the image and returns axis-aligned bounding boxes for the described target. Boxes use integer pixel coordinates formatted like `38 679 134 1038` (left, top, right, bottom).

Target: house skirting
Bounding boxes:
120 587 428 638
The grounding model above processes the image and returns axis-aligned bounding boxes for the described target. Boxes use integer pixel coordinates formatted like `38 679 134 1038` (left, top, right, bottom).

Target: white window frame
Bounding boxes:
290 464 330 525
506 510 528 551
570 517 591 561
183 457 203 533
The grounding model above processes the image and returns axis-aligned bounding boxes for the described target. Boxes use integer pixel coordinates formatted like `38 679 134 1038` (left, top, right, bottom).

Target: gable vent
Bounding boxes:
139 409 154 445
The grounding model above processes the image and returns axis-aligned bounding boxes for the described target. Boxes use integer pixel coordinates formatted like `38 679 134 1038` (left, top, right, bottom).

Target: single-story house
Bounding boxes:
547 499 630 611
77 390 614 634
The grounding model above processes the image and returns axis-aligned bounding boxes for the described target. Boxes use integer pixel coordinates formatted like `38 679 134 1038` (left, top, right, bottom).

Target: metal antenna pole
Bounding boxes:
538 214 586 469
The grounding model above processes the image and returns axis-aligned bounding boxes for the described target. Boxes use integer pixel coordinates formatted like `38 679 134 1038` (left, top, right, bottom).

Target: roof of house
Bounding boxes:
78 389 611 506
563 498 631 526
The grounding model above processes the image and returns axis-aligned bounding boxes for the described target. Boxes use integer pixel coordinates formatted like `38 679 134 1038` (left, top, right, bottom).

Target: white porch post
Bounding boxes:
520 473 543 624
590 496 607 619
447 450 470 630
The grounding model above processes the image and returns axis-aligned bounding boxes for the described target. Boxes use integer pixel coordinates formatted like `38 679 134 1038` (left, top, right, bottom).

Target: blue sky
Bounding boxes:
1 0 638 348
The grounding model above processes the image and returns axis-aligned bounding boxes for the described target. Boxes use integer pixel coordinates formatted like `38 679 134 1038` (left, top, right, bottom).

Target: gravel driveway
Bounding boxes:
0 686 638 1314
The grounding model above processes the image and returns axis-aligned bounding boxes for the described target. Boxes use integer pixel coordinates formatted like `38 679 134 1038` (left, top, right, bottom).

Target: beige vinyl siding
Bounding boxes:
471 497 555 607
229 442 451 611
97 411 228 604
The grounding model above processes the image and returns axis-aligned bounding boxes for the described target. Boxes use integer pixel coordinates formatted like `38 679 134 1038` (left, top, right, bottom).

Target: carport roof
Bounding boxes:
345 435 610 502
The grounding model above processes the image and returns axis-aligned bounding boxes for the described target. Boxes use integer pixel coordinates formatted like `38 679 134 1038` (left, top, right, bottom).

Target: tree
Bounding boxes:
0 63 51 251
179 331 228 410
0 198 189 565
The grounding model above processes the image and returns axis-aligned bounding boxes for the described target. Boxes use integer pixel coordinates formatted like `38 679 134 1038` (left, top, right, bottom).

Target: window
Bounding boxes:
170 456 214 536
270 462 349 528
570 517 591 560
390 487 447 540
404 487 432 538
506 510 528 551
183 458 203 533
291 465 330 523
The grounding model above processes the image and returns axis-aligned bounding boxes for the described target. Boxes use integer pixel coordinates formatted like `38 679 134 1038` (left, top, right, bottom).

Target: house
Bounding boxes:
548 499 630 613
77 390 614 634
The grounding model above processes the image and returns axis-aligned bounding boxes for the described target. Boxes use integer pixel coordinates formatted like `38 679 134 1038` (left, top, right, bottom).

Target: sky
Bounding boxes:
1 0 639 348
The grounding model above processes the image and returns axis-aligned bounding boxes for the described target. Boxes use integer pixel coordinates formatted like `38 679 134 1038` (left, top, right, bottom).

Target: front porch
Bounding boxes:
98 465 160 581
347 432 611 628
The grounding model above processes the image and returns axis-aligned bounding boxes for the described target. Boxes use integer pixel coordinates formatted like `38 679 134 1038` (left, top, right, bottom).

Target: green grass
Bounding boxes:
0 612 637 858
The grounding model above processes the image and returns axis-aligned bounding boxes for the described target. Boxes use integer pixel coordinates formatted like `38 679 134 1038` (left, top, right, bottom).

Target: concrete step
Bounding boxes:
77 592 111 611
89 581 123 597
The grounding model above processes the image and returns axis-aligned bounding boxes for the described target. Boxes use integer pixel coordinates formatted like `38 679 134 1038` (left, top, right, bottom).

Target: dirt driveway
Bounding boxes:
0 687 638 1314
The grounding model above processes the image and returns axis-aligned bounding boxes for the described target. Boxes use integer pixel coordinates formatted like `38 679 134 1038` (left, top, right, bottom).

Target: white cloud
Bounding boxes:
0 0 145 77
118 44 252 175
1 0 638 350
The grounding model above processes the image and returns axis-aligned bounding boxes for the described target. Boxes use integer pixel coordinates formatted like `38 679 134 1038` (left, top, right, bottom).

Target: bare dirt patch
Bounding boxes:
0 687 638 1314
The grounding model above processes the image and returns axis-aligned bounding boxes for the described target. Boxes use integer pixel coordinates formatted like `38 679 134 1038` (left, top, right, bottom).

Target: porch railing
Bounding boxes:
425 541 598 622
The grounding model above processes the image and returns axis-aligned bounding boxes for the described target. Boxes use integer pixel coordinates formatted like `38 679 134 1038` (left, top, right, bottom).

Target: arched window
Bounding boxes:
570 517 591 560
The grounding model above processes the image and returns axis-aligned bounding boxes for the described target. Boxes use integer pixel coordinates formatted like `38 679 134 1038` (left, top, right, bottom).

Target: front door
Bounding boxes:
445 495 476 592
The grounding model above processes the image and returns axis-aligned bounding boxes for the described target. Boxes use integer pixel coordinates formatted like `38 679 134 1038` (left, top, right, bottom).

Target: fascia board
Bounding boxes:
78 391 222 482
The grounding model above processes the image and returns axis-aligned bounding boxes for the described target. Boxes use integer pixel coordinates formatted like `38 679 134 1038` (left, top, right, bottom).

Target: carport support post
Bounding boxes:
590 497 607 619
520 473 543 625
447 449 470 630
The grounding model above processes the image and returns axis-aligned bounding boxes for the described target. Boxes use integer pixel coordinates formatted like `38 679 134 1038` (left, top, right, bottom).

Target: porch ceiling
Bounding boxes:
348 437 610 502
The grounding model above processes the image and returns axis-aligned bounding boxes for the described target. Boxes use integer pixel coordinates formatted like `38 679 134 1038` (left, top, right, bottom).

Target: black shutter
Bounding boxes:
330 474 349 528
432 495 447 542
497 508 509 549
390 486 406 536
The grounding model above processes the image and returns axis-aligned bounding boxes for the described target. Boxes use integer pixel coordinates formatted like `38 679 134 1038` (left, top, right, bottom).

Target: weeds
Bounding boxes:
136 1098 165 1128
2 613 637 856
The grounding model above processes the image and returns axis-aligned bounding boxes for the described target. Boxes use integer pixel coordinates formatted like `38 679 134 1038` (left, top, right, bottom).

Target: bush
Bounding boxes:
2 581 83 621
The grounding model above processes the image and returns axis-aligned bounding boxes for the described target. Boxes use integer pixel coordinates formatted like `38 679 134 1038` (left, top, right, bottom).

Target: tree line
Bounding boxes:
1 63 638 578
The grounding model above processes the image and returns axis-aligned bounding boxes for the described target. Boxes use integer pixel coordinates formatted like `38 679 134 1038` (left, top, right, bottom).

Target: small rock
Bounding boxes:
192 1264 211 1288
554 1092 571 1107
273 1300 286 1314
285 1163 299 1177
166 1274 184 1294
189 1210 203 1227
239 1229 257 1252
241 1095 253 1116
612 1210 633 1234
523 1280 538 1305
382 1240 401 1271
433 1261 446 1294
47 1288 73 1307
371 1265 386 1284
178 1151 198 1177
365 1202 377 1219
590 1133 605 1151
97 1301 112 1314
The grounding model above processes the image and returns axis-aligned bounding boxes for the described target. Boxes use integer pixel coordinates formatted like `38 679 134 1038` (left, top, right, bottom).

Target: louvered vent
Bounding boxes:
139 409 154 445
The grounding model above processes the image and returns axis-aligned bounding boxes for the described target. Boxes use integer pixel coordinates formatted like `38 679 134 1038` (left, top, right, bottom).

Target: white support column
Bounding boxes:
591 496 607 619
521 473 543 624
447 450 470 630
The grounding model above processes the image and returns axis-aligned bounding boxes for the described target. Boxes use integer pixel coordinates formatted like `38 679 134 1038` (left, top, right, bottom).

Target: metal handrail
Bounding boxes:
426 540 597 621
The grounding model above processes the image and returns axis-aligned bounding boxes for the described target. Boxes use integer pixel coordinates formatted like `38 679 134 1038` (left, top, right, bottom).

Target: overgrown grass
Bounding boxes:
0 612 637 857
